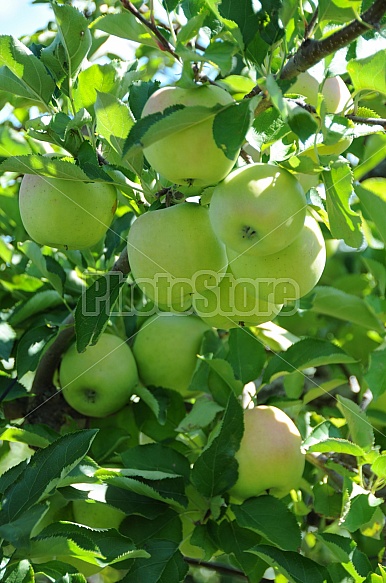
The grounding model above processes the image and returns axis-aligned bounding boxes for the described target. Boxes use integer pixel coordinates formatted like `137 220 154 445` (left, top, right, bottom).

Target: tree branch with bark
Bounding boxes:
24 248 131 428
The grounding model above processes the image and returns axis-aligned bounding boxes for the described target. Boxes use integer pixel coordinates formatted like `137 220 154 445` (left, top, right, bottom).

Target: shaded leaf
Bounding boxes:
74 273 126 352
251 544 328 583
0 430 97 525
310 286 383 333
322 160 363 249
0 36 55 108
232 495 301 551
191 393 243 497
263 338 356 384
337 395 374 452
228 327 266 383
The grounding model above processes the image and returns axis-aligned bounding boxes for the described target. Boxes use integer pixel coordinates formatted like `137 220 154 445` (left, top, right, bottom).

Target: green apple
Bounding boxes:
227 214 326 304
127 202 227 308
59 333 139 417
230 405 305 501
132 313 210 398
72 499 126 529
209 163 307 257
141 84 238 188
19 174 117 250
192 270 282 329
289 71 353 114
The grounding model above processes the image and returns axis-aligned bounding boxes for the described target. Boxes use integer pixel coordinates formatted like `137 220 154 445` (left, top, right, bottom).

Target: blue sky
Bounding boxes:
0 0 53 37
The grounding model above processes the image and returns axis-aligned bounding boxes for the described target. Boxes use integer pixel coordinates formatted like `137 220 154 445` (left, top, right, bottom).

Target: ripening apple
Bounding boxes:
59 333 139 417
72 499 126 530
289 71 353 114
209 163 307 257
230 405 305 501
132 313 210 398
141 84 238 188
192 270 282 329
227 214 326 304
127 202 227 309
19 174 117 250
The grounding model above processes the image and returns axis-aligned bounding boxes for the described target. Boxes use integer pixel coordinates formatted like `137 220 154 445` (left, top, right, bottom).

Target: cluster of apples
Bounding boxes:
59 330 305 516
128 84 327 331
19 76 351 524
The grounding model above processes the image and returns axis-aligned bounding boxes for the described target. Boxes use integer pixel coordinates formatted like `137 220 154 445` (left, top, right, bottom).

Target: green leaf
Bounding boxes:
310 286 384 333
177 14 207 44
287 103 319 143
0 430 98 525
365 348 386 401
33 522 148 565
213 98 257 160
120 508 182 546
263 338 356 384
251 544 328 583
347 50 386 96
175 397 224 433
122 540 188 583
316 532 354 564
20 241 66 295
0 155 89 181
341 493 382 533
41 3 92 85
204 41 235 76
74 273 126 352
337 396 374 452
322 160 363 248
219 0 260 45
95 92 134 157
354 134 386 181
0 322 16 360
120 444 190 483
128 80 161 120
74 63 117 114
307 438 365 457
191 393 244 497
217 520 267 583
0 125 32 158
32 560 81 579
0 426 51 449
0 503 48 548
371 454 386 479
355 179 386 245
0 36 55 109
90 11 158 48
205 358 244 405
9 290 63 327
100 474 186 511
302 420 342 449
228 327 266 384
232 495 301 551
105 484 167 520
252 106 291 150
2 560 35 583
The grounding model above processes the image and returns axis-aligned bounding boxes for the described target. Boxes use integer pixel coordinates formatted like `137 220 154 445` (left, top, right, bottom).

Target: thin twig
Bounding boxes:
120 0 181 62
304 8 319 39
346 115 386 128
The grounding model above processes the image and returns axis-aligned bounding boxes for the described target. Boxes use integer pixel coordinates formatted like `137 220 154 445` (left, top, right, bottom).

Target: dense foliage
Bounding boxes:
0 1 386 582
